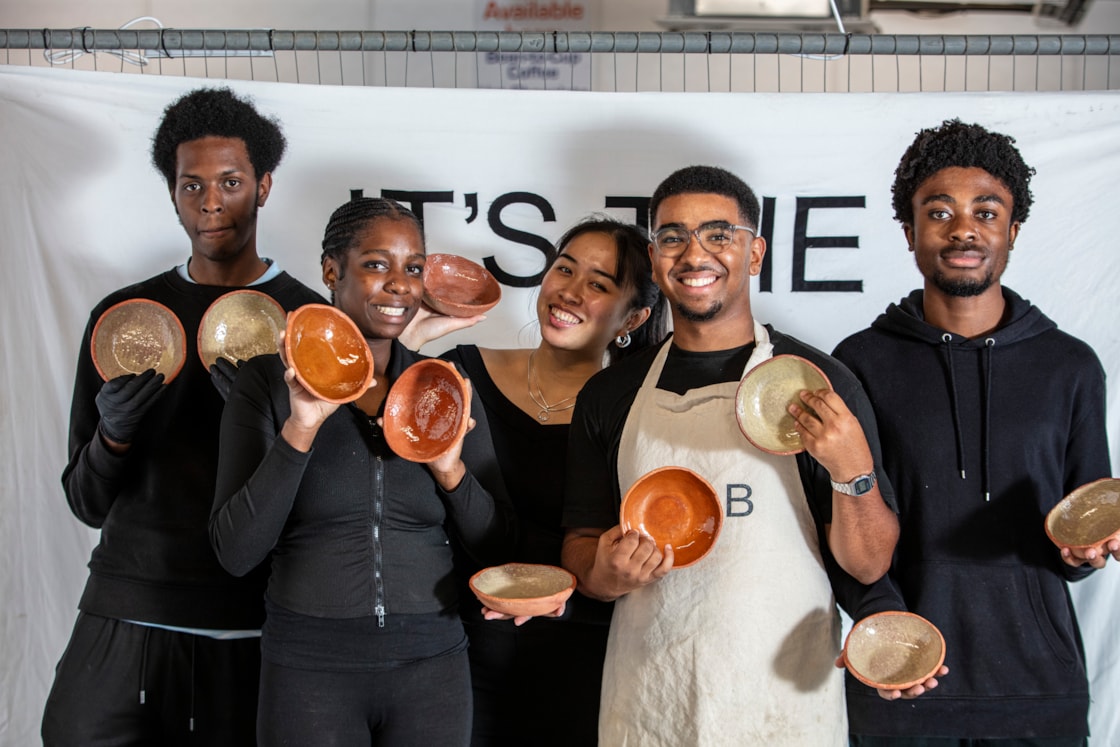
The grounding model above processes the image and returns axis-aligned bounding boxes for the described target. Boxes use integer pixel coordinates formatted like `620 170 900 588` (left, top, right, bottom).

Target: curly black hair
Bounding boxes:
150 87 287 188
892 119 1034 225
649 165 761 230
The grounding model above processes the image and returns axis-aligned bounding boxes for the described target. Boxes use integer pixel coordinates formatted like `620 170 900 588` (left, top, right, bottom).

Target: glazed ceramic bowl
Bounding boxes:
284 303 374 404
735 354 833 455
1045 477 1120 553
383 359 470 463
620 466 723 569
91 298 187 383
197 289 286 369
422 253 502 317
843 611 946 691
469 563 576 617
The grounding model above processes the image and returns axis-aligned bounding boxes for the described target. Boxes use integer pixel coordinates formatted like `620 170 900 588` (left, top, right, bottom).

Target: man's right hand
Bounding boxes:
95 369 167 446
563 526 674 602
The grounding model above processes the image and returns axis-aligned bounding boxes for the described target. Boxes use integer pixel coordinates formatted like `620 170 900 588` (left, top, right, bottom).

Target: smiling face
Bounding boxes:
322 217 426 343
650 192 765 346
536 231 643 356
905 166 1020 300
172 136 270 270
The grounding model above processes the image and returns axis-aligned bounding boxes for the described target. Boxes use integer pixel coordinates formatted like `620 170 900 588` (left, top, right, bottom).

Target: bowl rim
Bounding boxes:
734 353 833 456
382 358 471 463
196 288 285 370
421 252 502 316
468 562 577 601
1044 476 1120 551
842 610 946 691
283 303 374 405
619 465 723 569
91 297 187 384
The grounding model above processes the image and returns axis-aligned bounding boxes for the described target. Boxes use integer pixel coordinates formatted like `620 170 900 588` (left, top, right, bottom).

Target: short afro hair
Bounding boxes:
151 87 286 189
649 165 761 230
892 119 1034 225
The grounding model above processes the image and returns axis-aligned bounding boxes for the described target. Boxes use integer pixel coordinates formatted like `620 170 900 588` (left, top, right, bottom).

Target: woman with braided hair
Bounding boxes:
210 196 515 746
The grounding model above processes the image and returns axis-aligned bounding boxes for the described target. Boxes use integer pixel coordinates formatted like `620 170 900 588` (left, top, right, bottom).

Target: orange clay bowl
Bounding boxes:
383 359 470 463
735 354 832 455
91 298 187 383
284 303 374 405
1045 477 1120 553
469 563 576 618
422 253 502 317
843 611 946 691
197 289 286 369
620 466 723 569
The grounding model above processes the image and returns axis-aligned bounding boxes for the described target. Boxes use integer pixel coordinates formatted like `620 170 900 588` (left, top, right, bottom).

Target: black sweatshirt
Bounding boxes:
62 267 324 629
834 287 1112 739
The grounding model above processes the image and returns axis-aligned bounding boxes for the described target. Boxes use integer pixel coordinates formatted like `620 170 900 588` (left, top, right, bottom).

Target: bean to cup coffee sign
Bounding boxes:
475 0 594 90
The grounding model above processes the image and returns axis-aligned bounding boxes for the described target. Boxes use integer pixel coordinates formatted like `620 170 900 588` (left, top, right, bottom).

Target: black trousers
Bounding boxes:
257 649 472 747
851 736 1088 746
42 612 261 747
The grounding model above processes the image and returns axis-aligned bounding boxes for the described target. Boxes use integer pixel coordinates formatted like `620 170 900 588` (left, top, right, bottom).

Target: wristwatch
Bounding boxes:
830 471 876 496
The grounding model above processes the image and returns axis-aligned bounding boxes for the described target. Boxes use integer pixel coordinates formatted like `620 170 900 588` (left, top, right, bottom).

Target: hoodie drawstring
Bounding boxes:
138 626 151 705
982 338 995 502
941 333 968 482
189 635 197 733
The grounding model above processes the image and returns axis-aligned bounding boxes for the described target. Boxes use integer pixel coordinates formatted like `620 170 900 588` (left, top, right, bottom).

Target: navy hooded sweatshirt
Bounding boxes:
833 287 1111 739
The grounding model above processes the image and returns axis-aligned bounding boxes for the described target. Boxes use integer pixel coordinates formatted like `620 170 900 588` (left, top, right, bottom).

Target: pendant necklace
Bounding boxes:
526 350 578 422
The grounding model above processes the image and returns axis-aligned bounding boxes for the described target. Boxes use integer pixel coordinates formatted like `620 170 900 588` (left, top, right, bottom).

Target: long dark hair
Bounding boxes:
552 216 668 365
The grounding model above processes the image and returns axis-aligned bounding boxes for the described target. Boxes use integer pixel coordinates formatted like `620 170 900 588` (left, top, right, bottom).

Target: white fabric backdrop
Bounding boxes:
1 66 1117 745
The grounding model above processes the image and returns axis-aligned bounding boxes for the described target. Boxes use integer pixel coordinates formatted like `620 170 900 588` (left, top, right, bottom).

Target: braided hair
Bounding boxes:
892 119 1035 225
320 196 425 290
151 87 286 189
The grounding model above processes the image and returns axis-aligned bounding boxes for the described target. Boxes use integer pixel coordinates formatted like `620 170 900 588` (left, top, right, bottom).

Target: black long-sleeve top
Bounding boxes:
61 268 324 629
210 340 516 621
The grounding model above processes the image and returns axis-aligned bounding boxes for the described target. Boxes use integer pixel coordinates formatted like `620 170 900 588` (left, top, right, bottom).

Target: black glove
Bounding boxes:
95 369 167 444
209 357 243 402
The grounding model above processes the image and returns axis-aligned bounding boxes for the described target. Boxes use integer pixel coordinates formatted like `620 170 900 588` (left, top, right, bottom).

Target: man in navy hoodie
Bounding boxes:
834 119 1114 745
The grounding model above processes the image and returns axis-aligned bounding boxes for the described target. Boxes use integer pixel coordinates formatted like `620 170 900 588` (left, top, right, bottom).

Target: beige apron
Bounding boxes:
599 323 846 746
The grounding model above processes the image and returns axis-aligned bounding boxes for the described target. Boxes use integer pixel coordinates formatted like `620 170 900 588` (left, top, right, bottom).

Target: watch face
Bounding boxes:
852 476 874 495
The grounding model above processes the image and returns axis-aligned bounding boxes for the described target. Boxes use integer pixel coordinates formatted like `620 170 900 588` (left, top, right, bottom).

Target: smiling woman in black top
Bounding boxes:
210 197 514 746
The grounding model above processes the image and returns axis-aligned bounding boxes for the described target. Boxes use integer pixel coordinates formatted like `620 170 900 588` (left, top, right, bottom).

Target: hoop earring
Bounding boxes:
615 332 632 349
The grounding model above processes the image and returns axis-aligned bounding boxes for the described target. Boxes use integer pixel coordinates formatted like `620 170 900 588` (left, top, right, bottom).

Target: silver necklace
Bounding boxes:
526 350 578 422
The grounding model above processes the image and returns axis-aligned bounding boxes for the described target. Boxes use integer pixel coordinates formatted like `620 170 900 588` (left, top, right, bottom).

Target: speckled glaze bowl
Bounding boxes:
284 303 374 405
91 298 187 383
197 289 286 369
620 466 723 569
422 253 502 317
382 359 470 463
843 611 946 691
469 563 576 617
735 354 833 455
1045 477 1120 553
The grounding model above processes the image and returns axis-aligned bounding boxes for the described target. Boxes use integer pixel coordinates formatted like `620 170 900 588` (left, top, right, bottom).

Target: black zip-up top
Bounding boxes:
834 287 1111 740
210 340 515 626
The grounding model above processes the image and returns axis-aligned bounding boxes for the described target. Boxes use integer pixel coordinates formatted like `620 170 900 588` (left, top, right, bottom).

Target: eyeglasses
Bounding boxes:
650 222 755 259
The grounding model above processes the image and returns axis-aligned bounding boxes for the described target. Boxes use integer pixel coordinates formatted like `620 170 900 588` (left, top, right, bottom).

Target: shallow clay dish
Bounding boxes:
197 289 286 369
284 304 374 404
469 563 576 617
843 611 946 691
1045 477 1120 552
91 298 187 383
422 253 502 317
620 466 722 569
383 359 470 463
735 354 832 455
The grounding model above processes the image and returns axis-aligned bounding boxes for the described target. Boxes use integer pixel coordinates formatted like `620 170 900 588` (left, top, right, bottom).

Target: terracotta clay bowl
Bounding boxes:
1045 477 1120 553
422 253 502 317
91 298 187 383
843 611 946 691
620 466 723 569
469 563 576 617
284 303 374 405
383 359 470 463
197 289 286 369
735 354 833 455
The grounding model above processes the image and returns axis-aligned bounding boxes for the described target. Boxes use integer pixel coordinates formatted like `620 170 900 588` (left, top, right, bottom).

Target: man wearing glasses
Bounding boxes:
561 165 899 745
